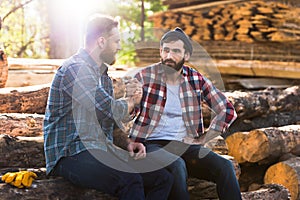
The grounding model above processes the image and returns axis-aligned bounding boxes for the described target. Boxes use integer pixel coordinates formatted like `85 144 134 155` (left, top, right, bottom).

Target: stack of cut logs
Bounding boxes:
150 1 300 43
0 78 299 199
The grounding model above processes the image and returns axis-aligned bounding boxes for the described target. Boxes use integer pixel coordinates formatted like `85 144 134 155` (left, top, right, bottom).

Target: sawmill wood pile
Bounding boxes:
151 1 300 43
145 0 300 63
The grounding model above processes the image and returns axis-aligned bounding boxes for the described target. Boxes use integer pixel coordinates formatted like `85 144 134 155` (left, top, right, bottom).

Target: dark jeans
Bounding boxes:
145 140 242 200
53 149 173 200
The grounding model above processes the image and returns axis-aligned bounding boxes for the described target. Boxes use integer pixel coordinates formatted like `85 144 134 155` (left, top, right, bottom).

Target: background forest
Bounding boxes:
0 0 166 64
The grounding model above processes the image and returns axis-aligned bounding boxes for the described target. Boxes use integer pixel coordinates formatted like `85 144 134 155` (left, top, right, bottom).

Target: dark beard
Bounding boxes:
161 58 185 74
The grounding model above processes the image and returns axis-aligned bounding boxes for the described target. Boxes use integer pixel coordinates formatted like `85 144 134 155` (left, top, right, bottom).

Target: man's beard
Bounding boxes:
100 49 116 65
161 58 185 74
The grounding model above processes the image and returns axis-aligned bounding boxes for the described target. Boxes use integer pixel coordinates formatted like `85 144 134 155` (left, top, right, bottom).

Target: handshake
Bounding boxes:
123 76 143 106
1 171 37 188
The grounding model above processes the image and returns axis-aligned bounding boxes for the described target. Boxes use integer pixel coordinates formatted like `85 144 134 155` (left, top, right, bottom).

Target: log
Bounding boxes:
264 157 300 200
225 86 300 120
0 113 44 137
241 184 291 200
226 125 300 164
0 78 125 114
0 176 290 200
0 134 45 168
0 84 50 114
0 177 117 200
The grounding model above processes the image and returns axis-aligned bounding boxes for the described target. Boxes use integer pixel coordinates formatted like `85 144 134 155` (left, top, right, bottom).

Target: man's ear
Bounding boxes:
97 37 106 49
159 47 163 57
184 52 190 61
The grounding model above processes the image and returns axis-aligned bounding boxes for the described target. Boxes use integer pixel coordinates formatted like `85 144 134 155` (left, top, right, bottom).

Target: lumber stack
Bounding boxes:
140 0 300 65
150 1 300 43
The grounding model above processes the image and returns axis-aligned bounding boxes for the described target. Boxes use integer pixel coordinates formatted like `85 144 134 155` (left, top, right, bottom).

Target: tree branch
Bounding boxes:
2 0 35 22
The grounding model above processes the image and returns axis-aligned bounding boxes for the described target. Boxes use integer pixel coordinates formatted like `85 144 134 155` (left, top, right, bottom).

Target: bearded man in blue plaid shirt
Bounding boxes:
129 28 242 200
43 14 173 200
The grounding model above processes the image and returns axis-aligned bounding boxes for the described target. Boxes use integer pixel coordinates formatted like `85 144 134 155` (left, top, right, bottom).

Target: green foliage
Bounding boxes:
114 0 166 65
0 0 165 60
0 0 49 58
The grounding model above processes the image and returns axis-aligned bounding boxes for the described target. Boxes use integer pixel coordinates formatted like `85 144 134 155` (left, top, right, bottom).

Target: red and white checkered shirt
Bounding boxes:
129 63 237 142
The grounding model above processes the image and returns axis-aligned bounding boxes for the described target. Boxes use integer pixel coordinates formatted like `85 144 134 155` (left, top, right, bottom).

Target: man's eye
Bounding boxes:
163 48 170 53
172 49 181 53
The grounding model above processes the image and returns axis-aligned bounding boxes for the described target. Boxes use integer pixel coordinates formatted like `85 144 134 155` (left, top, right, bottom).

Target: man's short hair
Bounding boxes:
85 14 118 45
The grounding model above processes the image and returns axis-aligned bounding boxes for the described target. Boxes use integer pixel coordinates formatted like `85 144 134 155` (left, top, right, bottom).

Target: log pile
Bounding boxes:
150 1 300 43
0 77 299 199
0 82 299 133
0 113 290 200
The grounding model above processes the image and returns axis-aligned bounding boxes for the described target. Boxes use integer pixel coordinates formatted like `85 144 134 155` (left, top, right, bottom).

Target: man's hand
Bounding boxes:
124 77 143 105
1 171 37 188
183 129 221 145
127 141 146 160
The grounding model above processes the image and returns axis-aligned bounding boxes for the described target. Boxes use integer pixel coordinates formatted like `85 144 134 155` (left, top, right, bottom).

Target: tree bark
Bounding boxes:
0 113 44 137
264 157 300 200
0 134 45 168
226 125 300 164
241 184 291 200
0 177 117 200
0 84 49 114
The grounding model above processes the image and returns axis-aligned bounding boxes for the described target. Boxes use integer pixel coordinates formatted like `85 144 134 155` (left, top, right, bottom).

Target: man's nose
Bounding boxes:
166 51 173 59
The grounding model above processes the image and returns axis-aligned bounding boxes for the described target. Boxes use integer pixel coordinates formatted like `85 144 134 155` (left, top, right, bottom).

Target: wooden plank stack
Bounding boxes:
143 0 300 65
150 1 300 43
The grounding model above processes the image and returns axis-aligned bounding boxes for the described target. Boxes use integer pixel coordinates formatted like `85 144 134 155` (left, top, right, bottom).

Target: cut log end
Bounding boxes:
242 130 269 163
226 132 248 163
264 157 300 200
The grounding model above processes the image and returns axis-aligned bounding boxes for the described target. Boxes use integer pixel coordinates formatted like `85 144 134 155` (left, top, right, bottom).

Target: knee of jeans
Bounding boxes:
170 158 188 179
219 158 235 174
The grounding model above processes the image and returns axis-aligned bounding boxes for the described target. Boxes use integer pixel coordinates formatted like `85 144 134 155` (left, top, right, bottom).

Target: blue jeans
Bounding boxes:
53 149 173 200
145 140 242 200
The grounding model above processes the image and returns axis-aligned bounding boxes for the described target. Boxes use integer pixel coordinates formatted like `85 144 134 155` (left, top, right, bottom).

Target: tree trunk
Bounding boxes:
226 125 300 164
0 50 8 88
264 157 300 200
